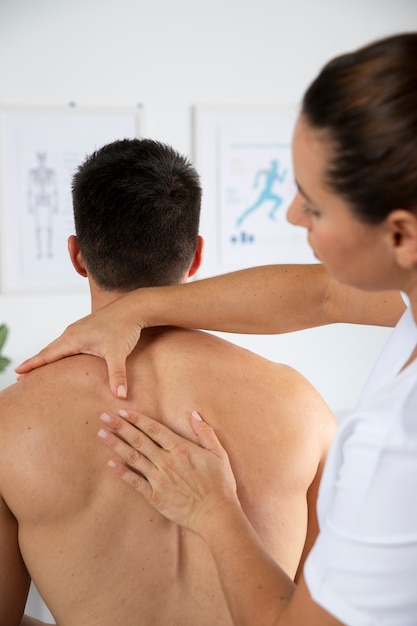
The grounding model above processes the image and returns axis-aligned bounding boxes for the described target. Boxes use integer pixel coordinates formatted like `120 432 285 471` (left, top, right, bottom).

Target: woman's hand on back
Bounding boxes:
97 408 240 535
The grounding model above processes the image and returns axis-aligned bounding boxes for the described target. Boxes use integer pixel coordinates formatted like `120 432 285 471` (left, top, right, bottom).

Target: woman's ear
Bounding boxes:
387 210 417 269
187 235 204 279
67 235 88 277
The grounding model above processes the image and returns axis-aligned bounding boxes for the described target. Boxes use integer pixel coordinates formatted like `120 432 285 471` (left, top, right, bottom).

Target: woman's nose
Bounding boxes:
286 192 309 228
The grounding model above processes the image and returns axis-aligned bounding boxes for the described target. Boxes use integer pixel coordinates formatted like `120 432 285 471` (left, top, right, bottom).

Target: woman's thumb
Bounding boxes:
108 359 128 399
190 411 222 452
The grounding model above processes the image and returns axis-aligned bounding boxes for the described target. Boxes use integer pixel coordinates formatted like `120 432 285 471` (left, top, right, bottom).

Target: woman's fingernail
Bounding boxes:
192 410 202 421
98 429 108 439
118 409 129 418
117 385 127 399
100 413 112 423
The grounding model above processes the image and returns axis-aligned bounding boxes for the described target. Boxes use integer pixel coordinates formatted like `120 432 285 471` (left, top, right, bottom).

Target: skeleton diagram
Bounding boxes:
27 152 58 258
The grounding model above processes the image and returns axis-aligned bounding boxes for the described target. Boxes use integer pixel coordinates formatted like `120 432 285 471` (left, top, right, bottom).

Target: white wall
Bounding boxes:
0 0 416 620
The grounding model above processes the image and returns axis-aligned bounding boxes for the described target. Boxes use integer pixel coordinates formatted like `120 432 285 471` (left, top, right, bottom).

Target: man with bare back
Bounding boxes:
1 138 335 625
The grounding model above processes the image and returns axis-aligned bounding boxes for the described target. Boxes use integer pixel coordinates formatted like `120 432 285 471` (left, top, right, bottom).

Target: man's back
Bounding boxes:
0 327 335 625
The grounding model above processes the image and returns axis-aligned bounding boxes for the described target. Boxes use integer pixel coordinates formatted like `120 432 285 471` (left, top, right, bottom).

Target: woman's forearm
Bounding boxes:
135 264 403 333
139 265 325 334
198 500 295 626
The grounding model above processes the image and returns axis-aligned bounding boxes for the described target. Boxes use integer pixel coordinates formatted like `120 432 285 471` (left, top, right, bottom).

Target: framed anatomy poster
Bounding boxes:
0 104 143 293
193 105 317 276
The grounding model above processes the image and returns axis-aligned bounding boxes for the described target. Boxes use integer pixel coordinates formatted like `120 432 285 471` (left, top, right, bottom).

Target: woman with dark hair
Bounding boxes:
18 33 417 625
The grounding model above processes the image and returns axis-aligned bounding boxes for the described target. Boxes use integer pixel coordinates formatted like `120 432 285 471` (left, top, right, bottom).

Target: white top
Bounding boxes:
304 307 417 625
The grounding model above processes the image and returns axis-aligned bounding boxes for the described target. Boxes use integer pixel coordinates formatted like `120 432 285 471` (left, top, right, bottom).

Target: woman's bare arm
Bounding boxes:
16 264 404 398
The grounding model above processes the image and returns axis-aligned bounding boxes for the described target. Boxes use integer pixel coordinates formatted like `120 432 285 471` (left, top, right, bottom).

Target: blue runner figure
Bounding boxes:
236 159 287 228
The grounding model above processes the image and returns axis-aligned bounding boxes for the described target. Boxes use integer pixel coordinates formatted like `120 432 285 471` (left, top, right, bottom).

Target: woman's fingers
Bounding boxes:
98 419 155 475
101 409 185 452
15 332 78 373
190 410 228 457
16 333 131 400
98 412 171 508
15 299 144 399
97 409 239 532
106 457 153 496
101 443 155 503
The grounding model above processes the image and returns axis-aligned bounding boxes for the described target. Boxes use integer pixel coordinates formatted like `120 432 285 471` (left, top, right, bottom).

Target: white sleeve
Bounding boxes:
401 291 410 306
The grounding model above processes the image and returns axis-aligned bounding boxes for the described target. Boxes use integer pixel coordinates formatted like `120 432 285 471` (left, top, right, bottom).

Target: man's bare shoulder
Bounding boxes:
155 326 331 393
6 353 108 394
149 327 336 439
0 353 113 437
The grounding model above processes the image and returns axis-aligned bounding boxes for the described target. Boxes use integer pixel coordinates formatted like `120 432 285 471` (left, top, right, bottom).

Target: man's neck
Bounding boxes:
90 287 126 313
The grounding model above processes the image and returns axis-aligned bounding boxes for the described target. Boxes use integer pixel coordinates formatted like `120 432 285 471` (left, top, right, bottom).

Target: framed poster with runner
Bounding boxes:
193 105 317 277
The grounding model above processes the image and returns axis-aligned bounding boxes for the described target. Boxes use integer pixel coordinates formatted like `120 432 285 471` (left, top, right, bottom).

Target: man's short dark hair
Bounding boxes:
72 138 202 290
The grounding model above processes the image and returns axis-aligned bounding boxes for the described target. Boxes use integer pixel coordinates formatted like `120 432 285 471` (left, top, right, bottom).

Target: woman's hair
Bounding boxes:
301 33 417 223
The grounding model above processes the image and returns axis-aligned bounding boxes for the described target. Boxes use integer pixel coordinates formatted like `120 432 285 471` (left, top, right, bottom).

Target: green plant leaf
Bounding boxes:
0 324 8 350
0 356 10 373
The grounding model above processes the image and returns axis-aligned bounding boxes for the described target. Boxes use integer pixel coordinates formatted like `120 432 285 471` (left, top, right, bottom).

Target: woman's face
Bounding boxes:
287 116 391 291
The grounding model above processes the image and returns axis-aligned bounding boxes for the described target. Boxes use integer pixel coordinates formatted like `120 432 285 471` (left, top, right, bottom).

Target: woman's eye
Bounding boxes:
303 203 321 218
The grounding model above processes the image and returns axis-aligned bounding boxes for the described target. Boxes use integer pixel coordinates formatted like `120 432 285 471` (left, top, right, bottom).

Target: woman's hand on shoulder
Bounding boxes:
15 294 144 399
